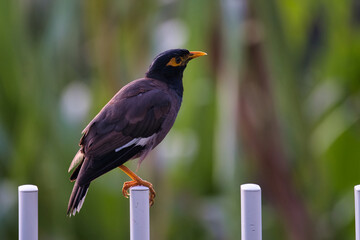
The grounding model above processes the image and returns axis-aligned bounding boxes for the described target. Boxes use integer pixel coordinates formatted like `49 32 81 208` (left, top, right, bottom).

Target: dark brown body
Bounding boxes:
67 78 182 215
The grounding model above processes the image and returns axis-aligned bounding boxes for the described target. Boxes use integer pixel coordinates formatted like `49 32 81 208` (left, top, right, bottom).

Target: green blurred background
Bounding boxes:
1 0 360 239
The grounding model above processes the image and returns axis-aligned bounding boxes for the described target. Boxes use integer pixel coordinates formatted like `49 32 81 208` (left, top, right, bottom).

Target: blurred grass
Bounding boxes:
1 0 360 239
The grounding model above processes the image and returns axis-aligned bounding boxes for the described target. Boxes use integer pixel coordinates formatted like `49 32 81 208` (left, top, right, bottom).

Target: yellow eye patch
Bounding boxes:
166 56 184 67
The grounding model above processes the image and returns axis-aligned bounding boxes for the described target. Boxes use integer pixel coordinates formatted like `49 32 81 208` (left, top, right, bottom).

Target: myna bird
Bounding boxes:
67 49 207 216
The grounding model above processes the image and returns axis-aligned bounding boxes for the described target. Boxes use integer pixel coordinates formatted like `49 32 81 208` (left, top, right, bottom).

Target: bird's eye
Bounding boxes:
166 57 183 67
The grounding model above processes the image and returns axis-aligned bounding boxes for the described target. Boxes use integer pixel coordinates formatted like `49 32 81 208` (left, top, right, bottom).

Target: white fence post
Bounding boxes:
18 184 38 240
130 186 150 240
241 183 262 240
355 185 360 240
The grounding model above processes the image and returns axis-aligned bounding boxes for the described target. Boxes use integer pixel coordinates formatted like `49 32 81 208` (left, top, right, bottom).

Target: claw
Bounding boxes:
122 179 156 206
122 181 131 198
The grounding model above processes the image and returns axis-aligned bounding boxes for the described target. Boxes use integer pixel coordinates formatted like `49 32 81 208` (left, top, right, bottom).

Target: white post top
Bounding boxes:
130 186 149 192
18 185 38 192
355 185 360 191
241 183 261 191
18 184 38 240
130 186 150 240
241 183 262 240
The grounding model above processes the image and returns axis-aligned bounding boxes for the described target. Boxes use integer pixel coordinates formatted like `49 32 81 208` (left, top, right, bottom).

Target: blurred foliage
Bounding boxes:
0 0 360 239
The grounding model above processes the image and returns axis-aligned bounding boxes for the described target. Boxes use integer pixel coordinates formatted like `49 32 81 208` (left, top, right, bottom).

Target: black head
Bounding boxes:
146 49 207 87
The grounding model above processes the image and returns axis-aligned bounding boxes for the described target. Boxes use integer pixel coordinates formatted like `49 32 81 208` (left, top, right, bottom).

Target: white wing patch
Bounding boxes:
115 135 155 152
115 139 139 152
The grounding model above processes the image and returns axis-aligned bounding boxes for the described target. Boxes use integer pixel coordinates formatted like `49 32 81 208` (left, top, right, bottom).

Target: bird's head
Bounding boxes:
146 49 207 85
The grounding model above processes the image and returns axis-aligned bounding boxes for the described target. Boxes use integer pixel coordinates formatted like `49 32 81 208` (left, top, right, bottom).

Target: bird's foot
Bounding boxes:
122 179 156 206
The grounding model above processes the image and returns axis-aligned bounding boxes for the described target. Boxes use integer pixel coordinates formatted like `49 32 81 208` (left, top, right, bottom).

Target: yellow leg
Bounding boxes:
118 165 156 206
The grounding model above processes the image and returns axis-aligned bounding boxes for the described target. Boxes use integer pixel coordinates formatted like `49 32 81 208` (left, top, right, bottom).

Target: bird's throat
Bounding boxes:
146 72 184 98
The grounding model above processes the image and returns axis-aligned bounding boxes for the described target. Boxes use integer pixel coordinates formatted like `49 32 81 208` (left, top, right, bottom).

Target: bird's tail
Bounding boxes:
67 182 90 217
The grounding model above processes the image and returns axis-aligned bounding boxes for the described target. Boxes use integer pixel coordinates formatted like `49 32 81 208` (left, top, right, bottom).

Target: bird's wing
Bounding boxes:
82 87 171 155
70 81 172 184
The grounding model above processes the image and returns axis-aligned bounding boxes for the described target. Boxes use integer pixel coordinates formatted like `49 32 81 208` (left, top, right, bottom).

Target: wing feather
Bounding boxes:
69 79 172 184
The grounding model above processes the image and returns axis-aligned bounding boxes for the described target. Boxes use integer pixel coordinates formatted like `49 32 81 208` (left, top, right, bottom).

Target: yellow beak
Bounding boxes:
188 51 208 60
